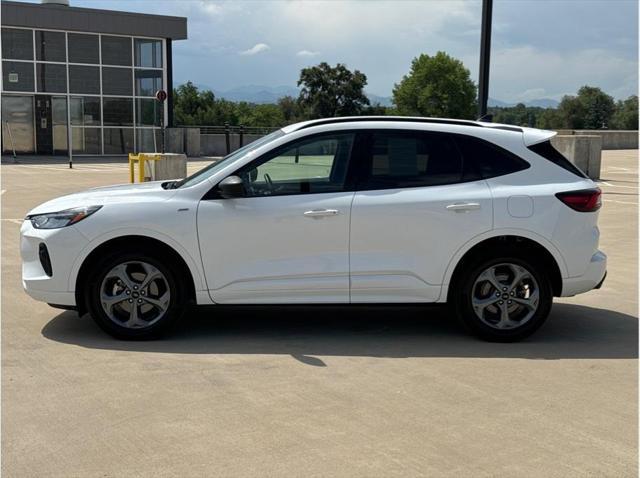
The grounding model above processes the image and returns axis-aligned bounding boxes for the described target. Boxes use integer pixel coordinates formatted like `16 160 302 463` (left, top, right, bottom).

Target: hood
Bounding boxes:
27 181 177 216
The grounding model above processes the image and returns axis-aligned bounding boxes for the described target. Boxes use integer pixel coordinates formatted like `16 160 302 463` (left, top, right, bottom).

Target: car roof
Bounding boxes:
281 116 555 146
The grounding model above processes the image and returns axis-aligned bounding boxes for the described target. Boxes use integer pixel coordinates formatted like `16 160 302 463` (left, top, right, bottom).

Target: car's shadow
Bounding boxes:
41 303 638 363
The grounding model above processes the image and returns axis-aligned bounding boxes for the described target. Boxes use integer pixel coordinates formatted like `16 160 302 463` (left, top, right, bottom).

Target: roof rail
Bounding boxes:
293 116 485 131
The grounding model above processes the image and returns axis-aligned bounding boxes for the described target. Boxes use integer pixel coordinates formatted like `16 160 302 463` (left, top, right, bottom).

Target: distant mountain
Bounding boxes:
525 98 559 108
187 83 558 109
489 97 559 108
367 93 393 107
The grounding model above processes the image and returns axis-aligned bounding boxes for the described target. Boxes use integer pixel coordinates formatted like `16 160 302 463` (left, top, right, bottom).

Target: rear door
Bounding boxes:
349 129 493 302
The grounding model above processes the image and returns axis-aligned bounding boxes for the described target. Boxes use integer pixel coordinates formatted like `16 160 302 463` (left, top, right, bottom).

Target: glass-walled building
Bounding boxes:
1 0 187 156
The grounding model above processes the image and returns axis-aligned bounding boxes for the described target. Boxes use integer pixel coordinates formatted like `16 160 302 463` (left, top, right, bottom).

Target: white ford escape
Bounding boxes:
21 117 606 341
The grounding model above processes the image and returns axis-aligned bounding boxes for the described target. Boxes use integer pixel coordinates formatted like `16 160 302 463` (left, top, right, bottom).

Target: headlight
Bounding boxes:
27 206 102 229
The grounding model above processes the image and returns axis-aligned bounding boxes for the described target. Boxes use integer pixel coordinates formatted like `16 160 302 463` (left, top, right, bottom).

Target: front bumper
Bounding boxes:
20 220 89 306
560 250 607 297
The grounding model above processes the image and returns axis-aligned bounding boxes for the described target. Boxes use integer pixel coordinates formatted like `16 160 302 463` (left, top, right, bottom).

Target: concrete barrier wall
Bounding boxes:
551 135 602 180
572 130 638 150
201 133 263 156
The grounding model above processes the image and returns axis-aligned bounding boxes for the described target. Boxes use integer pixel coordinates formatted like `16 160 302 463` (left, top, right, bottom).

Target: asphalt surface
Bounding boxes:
1 151 638 477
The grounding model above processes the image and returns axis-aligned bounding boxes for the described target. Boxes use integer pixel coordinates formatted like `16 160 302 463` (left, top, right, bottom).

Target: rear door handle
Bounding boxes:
446 202 481 212
304 209 339 218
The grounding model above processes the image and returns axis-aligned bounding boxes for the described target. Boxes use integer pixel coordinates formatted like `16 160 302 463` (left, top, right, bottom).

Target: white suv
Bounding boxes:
21 117 606 341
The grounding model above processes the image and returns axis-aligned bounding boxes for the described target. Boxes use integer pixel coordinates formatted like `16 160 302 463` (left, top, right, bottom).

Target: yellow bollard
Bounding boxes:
129 153 163 183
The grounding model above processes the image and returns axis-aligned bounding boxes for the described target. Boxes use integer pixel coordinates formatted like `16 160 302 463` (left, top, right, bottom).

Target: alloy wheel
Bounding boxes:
100 261 171 329
471 262 540 330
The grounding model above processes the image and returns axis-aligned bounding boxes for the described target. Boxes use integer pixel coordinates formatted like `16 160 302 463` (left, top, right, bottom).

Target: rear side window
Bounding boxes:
527 140 588 178
358 131 473 189
454 134 530 179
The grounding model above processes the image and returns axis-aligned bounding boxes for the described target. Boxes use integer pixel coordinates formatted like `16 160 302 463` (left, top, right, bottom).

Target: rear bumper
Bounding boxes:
560 250 607 297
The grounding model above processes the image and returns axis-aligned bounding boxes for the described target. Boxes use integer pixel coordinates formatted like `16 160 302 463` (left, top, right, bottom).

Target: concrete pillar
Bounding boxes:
149 153 188 180
164 128 184 154
551 135 602 180
184 128 201 157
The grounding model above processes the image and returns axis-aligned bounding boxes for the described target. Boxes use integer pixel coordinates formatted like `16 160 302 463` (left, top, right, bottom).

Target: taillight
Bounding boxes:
555 188 602 212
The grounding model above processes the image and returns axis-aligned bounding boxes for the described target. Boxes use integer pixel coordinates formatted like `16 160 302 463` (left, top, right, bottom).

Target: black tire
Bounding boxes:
452 253 553 342
85 250 186 339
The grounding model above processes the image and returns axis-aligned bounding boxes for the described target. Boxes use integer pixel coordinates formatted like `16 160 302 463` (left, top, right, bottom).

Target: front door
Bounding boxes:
197 132 356 303
349 129 493 302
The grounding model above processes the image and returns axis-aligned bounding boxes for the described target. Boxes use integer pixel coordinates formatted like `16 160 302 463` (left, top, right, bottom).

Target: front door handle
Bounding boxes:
303 209 339 218
446 202 481 212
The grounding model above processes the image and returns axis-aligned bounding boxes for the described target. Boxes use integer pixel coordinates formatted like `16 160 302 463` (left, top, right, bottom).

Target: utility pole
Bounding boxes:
478 0 493 120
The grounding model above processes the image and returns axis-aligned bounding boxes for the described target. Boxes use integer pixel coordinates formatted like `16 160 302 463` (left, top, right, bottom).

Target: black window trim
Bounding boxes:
204 129 363 200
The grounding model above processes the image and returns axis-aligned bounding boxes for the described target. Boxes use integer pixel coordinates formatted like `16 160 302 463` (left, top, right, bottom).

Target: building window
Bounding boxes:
35 30 66 62
68 33 99 64
102 67 133 96
103 98 133 126
68 65 100 94
136 99 162 126
104 128 134 154
134 39 162 68
36 63 67 93
136 128 161 152
2 28 34 60
101 36 132 66
135 70 162 96
72 127 102 154
70 97 101 126
2 61 35 92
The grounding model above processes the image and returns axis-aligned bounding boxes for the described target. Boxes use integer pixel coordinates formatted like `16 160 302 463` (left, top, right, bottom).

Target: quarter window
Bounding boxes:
454 134 529 179
237 133 354 197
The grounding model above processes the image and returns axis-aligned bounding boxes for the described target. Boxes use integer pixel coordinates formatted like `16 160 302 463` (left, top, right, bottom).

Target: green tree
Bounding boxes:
577 86 615 129
278 95 304 123
392 51 477 119
536 108 563 129
611 95 639 130
173 81 217 125
557 86 615 129
297 62 370 118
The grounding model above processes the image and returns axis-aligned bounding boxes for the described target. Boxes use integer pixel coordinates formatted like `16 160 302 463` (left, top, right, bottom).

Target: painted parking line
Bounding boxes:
2 219 24 224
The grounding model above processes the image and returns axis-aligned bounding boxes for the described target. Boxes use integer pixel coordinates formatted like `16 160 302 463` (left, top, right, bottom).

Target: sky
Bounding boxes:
17 0 639 102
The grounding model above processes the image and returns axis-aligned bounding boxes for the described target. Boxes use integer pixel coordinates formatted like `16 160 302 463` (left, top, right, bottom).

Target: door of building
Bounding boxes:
35 95 53 154
1 95 35 154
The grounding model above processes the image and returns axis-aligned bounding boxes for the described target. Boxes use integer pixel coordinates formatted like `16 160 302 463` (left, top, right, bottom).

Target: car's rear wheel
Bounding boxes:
453 255 553 342
85 252 186 339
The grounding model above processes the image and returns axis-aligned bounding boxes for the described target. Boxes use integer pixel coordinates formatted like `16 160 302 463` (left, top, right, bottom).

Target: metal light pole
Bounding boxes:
478 0 493 120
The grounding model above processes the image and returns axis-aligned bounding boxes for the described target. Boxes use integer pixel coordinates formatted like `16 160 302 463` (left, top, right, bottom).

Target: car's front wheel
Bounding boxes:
85 252 186 339
453 255 553 342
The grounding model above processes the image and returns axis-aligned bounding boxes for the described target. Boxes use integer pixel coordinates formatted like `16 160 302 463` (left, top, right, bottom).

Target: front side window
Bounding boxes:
358 131 464 189
236 133 354 197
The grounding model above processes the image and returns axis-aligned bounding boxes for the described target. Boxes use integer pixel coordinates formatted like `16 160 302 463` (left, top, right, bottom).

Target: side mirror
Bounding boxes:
218 175 245 198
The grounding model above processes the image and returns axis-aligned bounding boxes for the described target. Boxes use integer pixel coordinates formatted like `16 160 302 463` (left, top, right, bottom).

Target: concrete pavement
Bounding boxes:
1 151 637 477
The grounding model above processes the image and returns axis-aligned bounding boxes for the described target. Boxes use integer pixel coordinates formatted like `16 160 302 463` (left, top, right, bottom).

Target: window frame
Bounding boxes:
207 130 362 199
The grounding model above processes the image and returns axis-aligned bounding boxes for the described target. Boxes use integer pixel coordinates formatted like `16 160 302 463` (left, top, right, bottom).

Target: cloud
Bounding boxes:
239 43 270 56
296 50 320 58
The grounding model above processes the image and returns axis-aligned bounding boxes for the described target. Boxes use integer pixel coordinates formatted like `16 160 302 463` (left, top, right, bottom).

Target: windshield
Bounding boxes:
175 129 285 188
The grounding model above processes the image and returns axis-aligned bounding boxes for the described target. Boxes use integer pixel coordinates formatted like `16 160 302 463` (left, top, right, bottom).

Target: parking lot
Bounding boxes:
1 150 638 477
